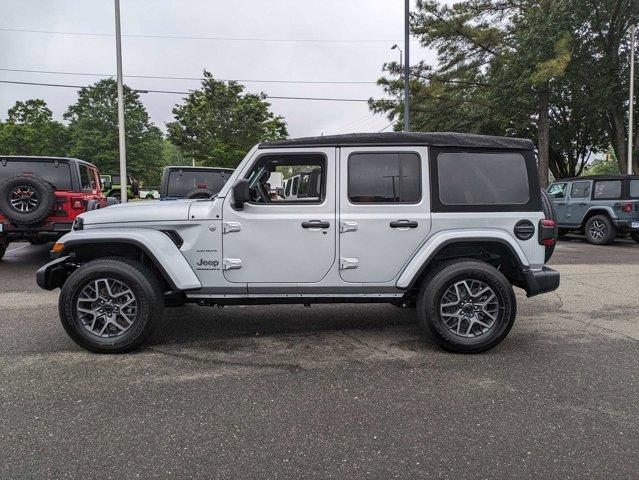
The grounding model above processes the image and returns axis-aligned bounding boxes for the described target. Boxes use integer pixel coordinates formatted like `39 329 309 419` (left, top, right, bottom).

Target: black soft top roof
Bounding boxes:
554 174 639 182
260 132 534 150
163 165 234 172
0 155 97 168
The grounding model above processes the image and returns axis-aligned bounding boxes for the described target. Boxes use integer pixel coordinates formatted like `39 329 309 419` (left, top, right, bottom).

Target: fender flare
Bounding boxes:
396 230 529 290
50 228 201 291
583 206 617 223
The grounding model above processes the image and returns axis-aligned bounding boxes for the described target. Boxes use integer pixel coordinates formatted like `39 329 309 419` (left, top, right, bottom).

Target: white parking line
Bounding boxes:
5 243 31 254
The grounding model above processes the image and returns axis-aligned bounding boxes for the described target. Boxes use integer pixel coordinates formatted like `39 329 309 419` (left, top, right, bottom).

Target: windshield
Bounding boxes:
0 159 73 189
167 170 230 197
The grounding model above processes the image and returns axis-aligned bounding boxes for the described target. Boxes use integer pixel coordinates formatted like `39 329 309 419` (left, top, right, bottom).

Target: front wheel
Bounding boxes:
58 257 164 353
417 259 517 353
584 215 616 245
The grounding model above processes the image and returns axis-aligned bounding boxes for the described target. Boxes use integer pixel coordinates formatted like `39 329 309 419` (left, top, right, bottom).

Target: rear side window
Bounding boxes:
348 152 421 203
167 170 229 197
548 183 567 199
0 159 72 190
593 180 621 199
570 182 590 199
79 165 94 190
631 180 639 198
437 152 529 205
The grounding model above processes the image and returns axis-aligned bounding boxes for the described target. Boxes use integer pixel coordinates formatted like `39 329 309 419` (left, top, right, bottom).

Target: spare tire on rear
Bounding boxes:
185 187 214 199
0 175 55 225
540 188 558 262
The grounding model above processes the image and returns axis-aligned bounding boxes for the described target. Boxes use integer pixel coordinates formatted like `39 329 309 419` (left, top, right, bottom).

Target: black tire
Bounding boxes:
0 175 55 225
540 188 558 262
111 192 122 202
0 246 5 260
185 187 214 199
584 215 616 245
417 259 517 354
86 199 100 211
630 232 639 243
58 257 164 353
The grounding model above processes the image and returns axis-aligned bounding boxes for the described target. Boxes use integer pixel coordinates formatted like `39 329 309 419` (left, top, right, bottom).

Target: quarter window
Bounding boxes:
348 152 421 203
437 152 529 205
79 165 94 190
630 180 639 198
548 183 567 199
570 182 591 199
593 180 621 199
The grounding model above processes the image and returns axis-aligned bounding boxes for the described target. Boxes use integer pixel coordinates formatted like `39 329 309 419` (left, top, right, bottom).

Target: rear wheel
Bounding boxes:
417 259 516 353
59 257 164 353
584 215 616 245
630 232 639 243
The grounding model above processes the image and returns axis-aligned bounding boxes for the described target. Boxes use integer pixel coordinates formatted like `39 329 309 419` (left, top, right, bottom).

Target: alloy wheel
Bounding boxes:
9 186 39 213
588 220 607 240
76 278 138 338
439 279 500 338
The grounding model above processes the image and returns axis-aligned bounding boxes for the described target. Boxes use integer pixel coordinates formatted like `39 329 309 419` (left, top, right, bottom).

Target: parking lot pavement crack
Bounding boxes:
340 330 409 364
147 347 304 373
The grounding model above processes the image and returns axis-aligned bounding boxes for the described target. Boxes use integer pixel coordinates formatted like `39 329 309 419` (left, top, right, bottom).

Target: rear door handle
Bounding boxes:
390 220 418 229
302 220 330 229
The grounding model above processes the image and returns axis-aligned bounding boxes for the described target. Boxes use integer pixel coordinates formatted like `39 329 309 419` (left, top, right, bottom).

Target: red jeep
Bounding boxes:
0 156 111 259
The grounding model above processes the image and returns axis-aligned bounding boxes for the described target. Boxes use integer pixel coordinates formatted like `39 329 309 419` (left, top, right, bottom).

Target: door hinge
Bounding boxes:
223 258 242 271
223 222 241 234
340 221 358 233
340 258 359 270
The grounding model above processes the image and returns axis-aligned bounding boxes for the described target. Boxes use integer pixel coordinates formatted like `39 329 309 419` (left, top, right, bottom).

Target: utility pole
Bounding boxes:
114 0 128 202
629 24 636 175
403 0 410 132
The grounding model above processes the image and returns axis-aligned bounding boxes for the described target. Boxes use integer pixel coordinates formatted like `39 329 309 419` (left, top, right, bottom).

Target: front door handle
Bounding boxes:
390 220 418 229
302 220 330 229
578 202 588 206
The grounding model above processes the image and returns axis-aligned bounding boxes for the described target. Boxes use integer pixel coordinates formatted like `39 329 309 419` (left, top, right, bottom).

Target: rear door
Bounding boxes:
338 147 431 283
566 180 591 225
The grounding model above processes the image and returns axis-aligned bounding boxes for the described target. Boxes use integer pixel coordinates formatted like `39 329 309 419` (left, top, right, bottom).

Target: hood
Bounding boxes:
80 199 195 225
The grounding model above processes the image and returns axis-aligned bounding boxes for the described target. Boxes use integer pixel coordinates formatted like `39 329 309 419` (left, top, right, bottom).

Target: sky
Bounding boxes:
0 0 442 138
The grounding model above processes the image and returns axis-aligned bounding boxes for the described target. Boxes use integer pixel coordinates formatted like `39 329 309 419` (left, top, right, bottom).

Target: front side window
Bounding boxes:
593 180 621 199
570 182 591 199
437 152 529 205
348 152 421 203
548 183 567 199
244 153 326 204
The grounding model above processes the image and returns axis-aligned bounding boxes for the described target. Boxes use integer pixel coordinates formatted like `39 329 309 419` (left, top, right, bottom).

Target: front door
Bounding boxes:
566 180 591 225
338 147 431 283
548 182 568 224
222 148 336 283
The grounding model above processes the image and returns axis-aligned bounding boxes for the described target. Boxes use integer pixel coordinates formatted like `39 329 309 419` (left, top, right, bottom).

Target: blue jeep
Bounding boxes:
547 175 639 244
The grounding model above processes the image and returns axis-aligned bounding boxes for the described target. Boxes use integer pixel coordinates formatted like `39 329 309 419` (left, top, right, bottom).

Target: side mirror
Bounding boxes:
232 179 250 209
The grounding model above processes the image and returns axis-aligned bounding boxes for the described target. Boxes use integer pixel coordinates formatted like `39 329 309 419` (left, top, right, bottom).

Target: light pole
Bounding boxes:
114 0 128 202
391 44 403 127
628 24 636 175
403 0 410 132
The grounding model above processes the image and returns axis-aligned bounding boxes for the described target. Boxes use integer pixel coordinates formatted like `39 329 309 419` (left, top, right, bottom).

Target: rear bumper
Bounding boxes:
36 255 75 290
0 221 73 236
613 220 639 232
521 266 560 297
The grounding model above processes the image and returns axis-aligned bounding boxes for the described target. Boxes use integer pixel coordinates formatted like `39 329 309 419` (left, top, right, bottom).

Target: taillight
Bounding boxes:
539 219 556 246
622 203 633 213
70 196 84 209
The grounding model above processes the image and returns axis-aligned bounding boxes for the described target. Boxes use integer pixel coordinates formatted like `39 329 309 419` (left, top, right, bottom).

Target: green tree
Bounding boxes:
371 0 635 184
64 79 165 184
0 99 68 156
167 71 287 168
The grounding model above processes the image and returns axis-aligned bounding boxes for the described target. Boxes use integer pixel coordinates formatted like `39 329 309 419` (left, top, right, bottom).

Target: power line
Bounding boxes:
0 79 377 102
0 67 377 85
0 27 419 44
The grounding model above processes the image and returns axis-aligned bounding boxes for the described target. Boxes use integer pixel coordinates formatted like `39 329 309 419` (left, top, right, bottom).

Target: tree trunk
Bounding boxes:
537 89 550 188
608 108 628 173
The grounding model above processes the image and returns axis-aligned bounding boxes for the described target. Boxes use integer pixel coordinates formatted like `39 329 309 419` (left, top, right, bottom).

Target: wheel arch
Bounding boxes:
45 229 201 292
397 234 528 292
581 207 616 227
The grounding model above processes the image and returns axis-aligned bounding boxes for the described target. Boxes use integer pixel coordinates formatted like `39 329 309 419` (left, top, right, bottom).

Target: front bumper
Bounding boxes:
36 255 75 290
521 266 560 297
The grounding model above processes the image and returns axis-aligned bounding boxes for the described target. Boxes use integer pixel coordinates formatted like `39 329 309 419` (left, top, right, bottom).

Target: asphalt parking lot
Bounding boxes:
1 236 638 479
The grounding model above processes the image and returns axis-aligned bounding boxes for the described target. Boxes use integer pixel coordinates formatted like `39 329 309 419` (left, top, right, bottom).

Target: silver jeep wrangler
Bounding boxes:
37 132 560 354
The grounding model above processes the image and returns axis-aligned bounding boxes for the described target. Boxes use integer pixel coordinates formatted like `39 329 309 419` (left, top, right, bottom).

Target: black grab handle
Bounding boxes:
390 220 418 229
302 220 330 229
